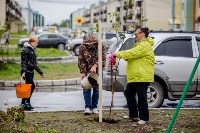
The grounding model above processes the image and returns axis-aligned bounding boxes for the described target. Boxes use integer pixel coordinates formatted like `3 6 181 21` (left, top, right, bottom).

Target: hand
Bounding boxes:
81 73 85 80
107 53 116 60
41 74 45 78
90 64 97 73
21 72 25 79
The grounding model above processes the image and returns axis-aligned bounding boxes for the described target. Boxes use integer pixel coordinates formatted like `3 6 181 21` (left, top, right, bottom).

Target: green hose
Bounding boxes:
166 55 200 133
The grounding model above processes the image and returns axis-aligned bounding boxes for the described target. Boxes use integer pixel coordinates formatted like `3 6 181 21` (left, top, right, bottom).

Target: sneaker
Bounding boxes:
30 105 34 109
84 108 91 115
122 115 129 119
92 108 99 114
19 103 25 108
24 103 32 111
138 120 146 124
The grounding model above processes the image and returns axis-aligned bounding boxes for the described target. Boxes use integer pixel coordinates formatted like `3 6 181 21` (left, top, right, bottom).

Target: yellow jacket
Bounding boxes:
116 37 155 83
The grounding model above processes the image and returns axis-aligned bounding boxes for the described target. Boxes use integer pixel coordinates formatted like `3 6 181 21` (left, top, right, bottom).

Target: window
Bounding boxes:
106 34 116 39
48 34 58 38
155 37 193 57
120 38 135 51
116 7 120 12
39 34 48 39
195 36 200 53
199 0 200 8
154 43 165 55
110 39 123 53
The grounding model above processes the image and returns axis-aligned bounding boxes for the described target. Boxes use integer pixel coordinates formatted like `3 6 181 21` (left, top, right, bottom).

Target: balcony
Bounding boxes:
116 7 120 12
6 0 10 4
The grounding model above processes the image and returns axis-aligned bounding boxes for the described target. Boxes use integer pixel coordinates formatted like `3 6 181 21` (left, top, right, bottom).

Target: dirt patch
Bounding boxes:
0 108 200 132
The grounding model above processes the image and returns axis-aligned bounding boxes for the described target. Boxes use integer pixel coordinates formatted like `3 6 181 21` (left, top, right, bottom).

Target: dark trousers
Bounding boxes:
21 72 35 104
5 39 9 44
124 82 150 121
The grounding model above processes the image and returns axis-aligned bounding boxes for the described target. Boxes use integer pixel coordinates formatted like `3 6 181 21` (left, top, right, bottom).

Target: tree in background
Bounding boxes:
60 19 70 28
0 23 9 63
48 19 70 28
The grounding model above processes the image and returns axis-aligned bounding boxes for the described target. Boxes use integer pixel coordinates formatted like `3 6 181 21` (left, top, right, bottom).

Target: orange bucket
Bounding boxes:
15 84 32 98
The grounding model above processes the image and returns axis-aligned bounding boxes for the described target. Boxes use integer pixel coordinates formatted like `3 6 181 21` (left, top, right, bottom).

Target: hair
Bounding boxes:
29 36 38 43
140 27 150 38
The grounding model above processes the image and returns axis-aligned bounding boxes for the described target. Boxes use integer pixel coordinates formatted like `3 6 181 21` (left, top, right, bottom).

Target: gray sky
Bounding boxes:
16 0 106 25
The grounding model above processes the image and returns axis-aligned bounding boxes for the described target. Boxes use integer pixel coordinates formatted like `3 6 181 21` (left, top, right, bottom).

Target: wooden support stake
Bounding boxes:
98 20 103 122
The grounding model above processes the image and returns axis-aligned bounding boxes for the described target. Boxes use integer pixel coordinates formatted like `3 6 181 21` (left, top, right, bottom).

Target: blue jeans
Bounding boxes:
83 86 99 109
124 82 150 121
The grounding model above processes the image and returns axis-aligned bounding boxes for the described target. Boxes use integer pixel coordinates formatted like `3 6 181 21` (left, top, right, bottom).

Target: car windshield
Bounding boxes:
119 37 135 51
109 39 123 53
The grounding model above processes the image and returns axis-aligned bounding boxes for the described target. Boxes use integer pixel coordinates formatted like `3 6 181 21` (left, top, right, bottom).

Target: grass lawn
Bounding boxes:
10 30 28 36
0 48 68 57
8 39 18 45
0 62 79 80
0 109 200 132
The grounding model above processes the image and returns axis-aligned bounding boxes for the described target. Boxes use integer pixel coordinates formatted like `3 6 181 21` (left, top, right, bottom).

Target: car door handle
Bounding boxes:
155 61 164 65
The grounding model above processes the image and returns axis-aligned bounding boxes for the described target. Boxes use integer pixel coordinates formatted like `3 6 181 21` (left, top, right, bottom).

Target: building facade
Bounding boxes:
70 0 171 32
170 0 200 31
136 0 171 30
33 11 44 28
70 7 86 30
22 7 44 33
0 0 23 32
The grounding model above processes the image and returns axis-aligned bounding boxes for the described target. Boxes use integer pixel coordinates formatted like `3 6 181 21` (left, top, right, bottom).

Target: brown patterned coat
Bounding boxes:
78 34 106 74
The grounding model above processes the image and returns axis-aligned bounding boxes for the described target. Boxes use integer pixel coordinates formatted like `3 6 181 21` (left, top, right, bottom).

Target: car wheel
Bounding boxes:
73 45 80 56
147 82 164 108
57 44 65 51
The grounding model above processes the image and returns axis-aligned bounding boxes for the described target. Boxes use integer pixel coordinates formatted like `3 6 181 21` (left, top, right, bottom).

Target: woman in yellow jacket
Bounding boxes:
108 27 155 124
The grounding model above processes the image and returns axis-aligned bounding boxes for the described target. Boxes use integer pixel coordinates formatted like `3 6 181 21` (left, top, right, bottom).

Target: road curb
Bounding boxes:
5 56 74 62
0 78 81 88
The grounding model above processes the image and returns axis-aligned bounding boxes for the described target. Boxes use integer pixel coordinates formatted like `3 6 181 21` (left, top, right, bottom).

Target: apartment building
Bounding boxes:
70 0 171 32
22 7 44 31
0 0 23 32
83 0 126 31
170 0 200 31
70 7 86 30
135 0 171 30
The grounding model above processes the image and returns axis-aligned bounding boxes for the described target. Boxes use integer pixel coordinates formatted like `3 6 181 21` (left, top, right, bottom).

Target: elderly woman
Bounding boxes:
78 33 106 114
108 27 155 124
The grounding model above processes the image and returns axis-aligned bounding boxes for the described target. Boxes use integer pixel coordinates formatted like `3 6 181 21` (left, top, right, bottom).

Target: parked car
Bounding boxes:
66 32 119 56
18 33 68 51
34 26 44 34
103 31 200 108
58 27 71 38
66 36 84 56
102 32 119 51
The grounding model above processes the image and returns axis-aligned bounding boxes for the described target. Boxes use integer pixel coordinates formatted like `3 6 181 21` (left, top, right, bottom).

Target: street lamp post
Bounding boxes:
28 0 31 34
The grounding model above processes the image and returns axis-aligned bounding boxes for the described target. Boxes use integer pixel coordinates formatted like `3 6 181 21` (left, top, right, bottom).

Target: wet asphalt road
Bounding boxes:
0 88 200 112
